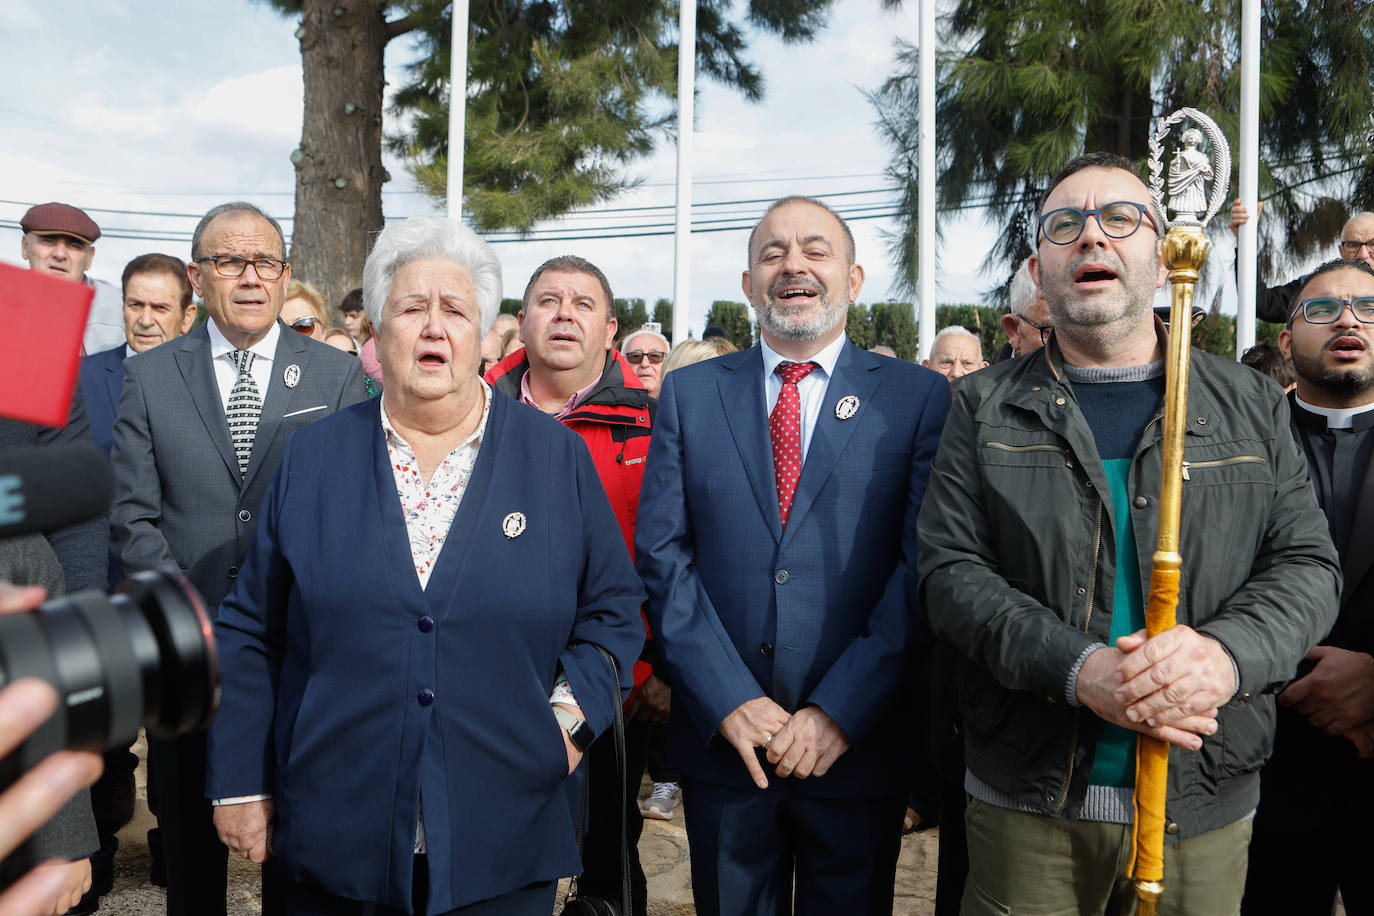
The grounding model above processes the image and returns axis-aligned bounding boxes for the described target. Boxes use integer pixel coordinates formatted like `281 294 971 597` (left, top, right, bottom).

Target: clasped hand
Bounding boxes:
1076 626 1235 750
719 698 850 789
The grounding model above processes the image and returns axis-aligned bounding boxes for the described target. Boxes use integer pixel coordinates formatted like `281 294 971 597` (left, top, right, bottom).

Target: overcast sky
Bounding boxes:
0 0 1025 336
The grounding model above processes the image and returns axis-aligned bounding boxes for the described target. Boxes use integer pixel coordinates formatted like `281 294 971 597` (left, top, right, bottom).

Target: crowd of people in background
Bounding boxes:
4 153 1374 916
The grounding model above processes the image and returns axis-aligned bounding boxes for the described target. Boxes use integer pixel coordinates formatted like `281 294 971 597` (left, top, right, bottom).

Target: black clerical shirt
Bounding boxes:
1290 395 1374 559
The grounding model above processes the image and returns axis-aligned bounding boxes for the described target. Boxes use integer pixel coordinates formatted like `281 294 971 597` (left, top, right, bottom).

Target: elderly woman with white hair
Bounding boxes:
206 216 645 915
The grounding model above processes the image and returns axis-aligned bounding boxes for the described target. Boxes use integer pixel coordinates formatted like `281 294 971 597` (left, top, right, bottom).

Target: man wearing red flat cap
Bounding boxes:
20 202 126 354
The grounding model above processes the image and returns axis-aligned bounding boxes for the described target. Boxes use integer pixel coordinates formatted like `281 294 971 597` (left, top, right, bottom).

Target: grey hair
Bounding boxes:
932 325 982 347
621 326 670 353
362 216 502 337
191 202 286 260
1008 258 1037 317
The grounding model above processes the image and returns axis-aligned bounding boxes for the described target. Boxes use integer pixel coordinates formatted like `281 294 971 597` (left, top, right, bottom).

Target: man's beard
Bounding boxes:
756 279 846 342
1291 347 1374 398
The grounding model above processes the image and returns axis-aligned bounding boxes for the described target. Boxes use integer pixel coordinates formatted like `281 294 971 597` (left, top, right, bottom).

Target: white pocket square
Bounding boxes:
282 405 328 419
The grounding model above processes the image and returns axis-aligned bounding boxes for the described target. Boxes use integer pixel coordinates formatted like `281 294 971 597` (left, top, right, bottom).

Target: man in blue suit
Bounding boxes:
636 196 950 915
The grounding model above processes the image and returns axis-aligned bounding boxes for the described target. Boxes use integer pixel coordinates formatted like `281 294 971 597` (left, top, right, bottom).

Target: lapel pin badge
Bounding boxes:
283 364 301 389
502 511 527 539
835 395 860 421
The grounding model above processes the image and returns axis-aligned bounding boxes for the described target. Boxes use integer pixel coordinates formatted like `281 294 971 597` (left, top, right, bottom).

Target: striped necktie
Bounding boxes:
226 349 262 478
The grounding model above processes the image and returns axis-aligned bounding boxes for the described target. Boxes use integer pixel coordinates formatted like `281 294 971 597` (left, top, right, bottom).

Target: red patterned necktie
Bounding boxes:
770 360 818 529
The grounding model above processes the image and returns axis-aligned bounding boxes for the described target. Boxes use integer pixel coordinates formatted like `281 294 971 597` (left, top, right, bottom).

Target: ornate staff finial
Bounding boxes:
1146 107 1232 230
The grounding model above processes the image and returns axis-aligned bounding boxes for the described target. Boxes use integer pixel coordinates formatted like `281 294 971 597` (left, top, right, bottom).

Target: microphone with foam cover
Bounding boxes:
0 444 112 540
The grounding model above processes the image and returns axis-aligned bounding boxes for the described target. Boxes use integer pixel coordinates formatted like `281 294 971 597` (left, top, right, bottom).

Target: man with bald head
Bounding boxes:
110 202 364 916
919 152 1339 914
637 195 949 914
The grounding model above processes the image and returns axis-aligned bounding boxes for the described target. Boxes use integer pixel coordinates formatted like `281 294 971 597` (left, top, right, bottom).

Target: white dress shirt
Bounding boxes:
760 333 846 464
206 319 280 411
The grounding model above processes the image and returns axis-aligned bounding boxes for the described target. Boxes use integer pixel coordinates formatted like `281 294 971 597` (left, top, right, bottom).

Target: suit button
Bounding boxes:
418 688 435 707
238 509 251 522
228 566 239 579
1165 821 1180 836
774 569 789 584
760 642 773 657
418 616 435 633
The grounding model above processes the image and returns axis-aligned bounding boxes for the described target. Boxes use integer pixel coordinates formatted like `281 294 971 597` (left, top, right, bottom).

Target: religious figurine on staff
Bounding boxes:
917 120 1341 915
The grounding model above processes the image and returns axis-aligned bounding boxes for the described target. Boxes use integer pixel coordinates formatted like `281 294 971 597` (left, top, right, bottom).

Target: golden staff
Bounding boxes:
1131 109 1230 914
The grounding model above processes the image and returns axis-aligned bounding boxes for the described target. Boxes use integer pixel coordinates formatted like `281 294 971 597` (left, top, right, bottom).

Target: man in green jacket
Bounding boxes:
917 151 1341 915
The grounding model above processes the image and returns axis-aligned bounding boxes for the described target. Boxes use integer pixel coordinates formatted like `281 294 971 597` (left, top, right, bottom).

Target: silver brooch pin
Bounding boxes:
283 364 301 389
835 395 860 420
502 512 527 539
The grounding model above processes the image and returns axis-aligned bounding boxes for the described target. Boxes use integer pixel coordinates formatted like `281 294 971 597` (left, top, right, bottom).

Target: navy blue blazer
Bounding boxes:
206 391 646 911
78 344 125 457
635 340 950 798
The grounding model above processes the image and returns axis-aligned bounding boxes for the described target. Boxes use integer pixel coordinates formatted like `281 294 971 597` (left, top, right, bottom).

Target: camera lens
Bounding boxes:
0 568 219 774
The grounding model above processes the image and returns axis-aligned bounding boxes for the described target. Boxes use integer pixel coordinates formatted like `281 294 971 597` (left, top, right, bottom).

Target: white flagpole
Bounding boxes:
446 0 470 220
917 0 936 360
672 0 697 346
1236 0 1260 358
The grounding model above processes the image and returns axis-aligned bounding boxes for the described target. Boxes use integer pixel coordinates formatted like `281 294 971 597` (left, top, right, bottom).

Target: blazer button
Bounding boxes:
418 688 435 707
418 616 435 633
760 642 773 657
238 509 252 522
228 566 239 579
774 569 789 584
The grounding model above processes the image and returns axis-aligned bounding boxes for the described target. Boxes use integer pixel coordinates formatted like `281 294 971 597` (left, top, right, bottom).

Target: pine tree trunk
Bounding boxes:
290 0 388 319
1083 75 1153 163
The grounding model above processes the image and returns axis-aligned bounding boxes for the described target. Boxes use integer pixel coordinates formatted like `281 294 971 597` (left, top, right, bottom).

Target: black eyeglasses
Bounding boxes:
624 350 667 366
1338 238 1374 257
1290 296 1374 325
195 255 287 280
1037 201 1159 246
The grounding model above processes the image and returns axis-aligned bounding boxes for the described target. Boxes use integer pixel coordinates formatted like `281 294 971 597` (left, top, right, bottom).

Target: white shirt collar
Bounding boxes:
760 332 846 380
207 317 281 363
1295 394 1374 430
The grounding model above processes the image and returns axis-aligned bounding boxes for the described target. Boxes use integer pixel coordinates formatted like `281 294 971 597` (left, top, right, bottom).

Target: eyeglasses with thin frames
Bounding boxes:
624 350 667 366
195 255 287 281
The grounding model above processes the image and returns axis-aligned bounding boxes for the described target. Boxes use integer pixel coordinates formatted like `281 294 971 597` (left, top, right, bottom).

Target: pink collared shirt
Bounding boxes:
519 369 601 419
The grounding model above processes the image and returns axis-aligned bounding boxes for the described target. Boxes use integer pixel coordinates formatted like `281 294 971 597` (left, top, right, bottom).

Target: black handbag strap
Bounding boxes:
569 645 631 916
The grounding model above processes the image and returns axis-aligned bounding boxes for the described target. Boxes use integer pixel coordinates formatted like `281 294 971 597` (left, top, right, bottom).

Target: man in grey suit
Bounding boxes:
110 202 365 916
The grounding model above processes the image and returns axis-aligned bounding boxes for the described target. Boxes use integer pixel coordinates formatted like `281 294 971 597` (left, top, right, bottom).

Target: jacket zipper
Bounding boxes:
983 441 1069 454
1056 497 1104 813
1180 454 1267 480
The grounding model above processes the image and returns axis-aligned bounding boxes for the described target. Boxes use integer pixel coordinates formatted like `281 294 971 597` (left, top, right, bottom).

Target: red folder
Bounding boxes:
0 261 92 427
